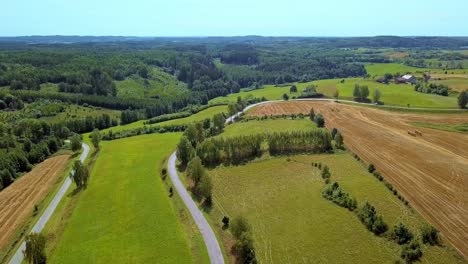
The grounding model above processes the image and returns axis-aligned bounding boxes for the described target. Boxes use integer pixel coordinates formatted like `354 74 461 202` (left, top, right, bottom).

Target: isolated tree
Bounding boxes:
373 88 382 103
458 90 467 109
321 165 331 179
23 233 46 264
334 132 344 149
360 85 370 101
309 108 316 121
314 114 325 128
177 136 195 166
353 84 361 99
228 103 238 117
212 113 226 134
282 93 289 100
187 157 205 186
421 224 440 245
290 85 298 93
231 216 251 239
222 216 230 227
391 223 413 245
401 241 422 263
71 160 89 189
70 135 82 152
90 128 101 149
197 174 213 200
384 73 393 82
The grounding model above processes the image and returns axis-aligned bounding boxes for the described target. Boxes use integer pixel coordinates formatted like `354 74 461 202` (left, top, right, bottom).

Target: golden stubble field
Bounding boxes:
0 155 70 255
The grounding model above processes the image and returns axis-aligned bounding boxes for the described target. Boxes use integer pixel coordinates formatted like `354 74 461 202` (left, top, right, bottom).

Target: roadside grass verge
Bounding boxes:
48 133 196 264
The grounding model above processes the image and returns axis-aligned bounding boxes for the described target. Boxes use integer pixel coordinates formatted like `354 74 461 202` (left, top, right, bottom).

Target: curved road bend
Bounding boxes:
168 152 225 264
9 143 90 264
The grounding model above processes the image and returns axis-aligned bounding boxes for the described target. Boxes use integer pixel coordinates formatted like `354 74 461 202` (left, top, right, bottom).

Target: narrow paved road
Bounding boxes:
167 152 224 264
9 143 90 264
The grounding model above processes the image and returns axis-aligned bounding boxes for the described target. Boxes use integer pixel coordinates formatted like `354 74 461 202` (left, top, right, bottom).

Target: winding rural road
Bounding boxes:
167 152 225 264
9 143 90 264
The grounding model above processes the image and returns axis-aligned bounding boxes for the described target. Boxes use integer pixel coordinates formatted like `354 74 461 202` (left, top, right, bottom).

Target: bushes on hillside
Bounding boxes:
401 241 422 263
230 216 257 264
391 223 414 245
322 182 357 211
357 202 388 235
421 224 440 245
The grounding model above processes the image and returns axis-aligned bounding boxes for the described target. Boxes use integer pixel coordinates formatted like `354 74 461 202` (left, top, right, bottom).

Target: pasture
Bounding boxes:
248 100 468 258
365 63 468 77
209 78 458 108
48 133 198 264
208 152 464 263
221 118 316 138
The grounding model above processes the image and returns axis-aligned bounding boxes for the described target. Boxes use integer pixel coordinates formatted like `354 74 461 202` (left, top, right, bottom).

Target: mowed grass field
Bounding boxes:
365 63 468 77
220 118 316 138
208 152 465 263
209 79 458 108
49 133 198 264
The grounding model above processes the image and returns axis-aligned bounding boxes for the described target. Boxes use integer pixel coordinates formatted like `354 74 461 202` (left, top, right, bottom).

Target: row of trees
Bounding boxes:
268 130 333 155
414 82 449 96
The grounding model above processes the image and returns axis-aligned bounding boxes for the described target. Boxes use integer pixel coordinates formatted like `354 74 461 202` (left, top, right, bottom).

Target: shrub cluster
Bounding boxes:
230 216 257 264
322 182 357 211
357 202 388 235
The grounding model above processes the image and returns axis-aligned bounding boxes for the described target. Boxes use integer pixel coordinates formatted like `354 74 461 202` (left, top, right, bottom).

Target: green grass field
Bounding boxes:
221 118 316 138
49 133 198 264
430 77 468 92
365 63 468 77
99 105 228 134
207 152 464 263
115 68 188 99
209 78 458 108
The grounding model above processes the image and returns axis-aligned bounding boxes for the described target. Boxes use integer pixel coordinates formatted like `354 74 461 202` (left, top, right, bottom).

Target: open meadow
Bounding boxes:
208 152 465 263
48 133 201 264
248 100 468 258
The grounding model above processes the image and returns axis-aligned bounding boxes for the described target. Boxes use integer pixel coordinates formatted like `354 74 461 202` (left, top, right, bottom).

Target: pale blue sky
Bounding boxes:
2 0 467 36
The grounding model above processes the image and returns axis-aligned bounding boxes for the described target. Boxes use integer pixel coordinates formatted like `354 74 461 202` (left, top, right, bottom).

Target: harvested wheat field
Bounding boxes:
248 101 468 259
0 155 70 255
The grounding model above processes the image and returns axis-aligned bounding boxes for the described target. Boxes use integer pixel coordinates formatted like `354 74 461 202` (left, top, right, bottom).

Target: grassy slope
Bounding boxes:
49 133 196 264
220 118 316 138
208 153 464 264
116 68 188 99
209 79 457 108
99 105 228 134
204 119 464 263
365 63 468 77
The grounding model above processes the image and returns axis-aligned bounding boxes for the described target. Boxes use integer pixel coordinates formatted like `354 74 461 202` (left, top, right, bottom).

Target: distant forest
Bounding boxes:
0 36 467 115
